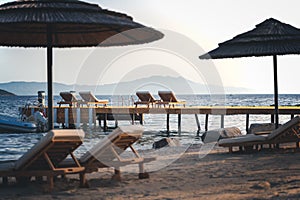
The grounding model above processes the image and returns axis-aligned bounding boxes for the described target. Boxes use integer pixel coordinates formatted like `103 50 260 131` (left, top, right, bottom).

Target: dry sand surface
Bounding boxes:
1 144 300 200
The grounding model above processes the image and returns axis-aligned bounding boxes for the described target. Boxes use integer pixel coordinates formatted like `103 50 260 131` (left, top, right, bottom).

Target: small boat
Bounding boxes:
0 115 37 133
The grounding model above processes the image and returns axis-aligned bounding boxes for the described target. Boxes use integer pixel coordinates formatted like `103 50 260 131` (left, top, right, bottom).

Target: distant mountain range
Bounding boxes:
0 76 251 96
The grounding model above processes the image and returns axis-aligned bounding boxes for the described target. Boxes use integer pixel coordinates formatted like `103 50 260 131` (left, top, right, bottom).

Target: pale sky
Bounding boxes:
0 0 300 94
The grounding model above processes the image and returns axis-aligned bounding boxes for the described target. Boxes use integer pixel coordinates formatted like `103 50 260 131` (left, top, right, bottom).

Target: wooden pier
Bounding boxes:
22 106 300 134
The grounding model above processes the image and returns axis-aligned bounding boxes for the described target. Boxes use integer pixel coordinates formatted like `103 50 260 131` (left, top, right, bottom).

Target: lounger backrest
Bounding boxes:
136 91 155 102
267 116 300 140
60 92 77 102
79 91 97 102
80 125 143 165
15 129 85 170
158 91 178 102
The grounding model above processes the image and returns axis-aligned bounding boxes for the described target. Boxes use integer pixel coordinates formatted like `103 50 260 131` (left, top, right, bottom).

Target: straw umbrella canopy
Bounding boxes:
199 18 300 127
0 0 163 130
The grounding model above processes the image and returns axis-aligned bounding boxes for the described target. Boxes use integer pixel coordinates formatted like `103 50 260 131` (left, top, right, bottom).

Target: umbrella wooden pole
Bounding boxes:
273 55 279 128
47 25 53 130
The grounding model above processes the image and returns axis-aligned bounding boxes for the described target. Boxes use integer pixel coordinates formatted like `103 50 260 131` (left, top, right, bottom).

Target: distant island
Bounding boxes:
0 77 252 95
0 89 15 96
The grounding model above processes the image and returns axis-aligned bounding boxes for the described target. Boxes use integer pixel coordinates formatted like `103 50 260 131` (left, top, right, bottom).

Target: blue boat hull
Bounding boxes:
0 115 37 133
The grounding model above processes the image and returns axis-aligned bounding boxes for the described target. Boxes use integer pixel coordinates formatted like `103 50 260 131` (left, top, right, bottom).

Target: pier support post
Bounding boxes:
88 108 93 129
178 114 181 136
131 114 135 125
246 114 250 134
271 115 274 123
65 108 69 128
97 115 102 130
104 113 108 132
53 108 57 124
220 115 224 128
115 114 118 128
195 114 201 136
205 114 209 131
166 114 170 137
76 108 81 128
139 114 143 125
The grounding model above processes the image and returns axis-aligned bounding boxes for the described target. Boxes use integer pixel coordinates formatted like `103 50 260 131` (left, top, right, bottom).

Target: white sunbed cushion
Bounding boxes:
218 134 268 145
203 127 242 143
80 125 143 163
15 129 85 170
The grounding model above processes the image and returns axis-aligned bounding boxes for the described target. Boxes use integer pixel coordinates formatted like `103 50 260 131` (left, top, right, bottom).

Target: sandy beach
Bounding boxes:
1 144 300 200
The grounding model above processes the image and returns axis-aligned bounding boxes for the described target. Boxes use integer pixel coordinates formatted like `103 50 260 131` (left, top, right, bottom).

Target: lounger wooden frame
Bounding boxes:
134 91 160 107
219 116 300 153
0 129 85 191
157 91 186 107
57 91 79 107
79 91 109 107
61 125 154 187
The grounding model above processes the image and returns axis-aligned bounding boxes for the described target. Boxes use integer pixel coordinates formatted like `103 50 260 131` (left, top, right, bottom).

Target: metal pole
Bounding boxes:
273 55 279 128
47 25 53 130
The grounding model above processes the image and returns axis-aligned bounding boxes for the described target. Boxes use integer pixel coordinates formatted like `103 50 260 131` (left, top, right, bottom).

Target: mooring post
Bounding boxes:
178 114 181 136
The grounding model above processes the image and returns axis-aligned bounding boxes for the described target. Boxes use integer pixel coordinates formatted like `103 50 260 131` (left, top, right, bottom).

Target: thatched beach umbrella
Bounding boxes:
199 18 300 127
0 0 163 130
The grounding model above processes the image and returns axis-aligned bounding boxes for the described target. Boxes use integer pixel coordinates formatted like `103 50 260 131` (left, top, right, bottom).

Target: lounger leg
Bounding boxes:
2 177 8 185
36 176 43 183
138 163 149 179
229 147 233 153
45 176 54 192
80 173 89 188
112 168 121 181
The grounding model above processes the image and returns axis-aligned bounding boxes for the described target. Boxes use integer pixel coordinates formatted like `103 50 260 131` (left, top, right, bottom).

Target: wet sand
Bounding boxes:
1 144 300 199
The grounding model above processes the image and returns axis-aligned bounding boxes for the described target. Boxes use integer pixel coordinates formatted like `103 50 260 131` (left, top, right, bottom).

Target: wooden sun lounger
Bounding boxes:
61 125 155 187
218 116 300 152
79 91 109 107
0 129 85 191
157 91 186 107
134 91 160 107
57 91 79 107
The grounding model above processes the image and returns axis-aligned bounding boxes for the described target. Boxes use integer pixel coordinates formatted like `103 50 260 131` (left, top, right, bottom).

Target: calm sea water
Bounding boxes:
0 94 299 161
